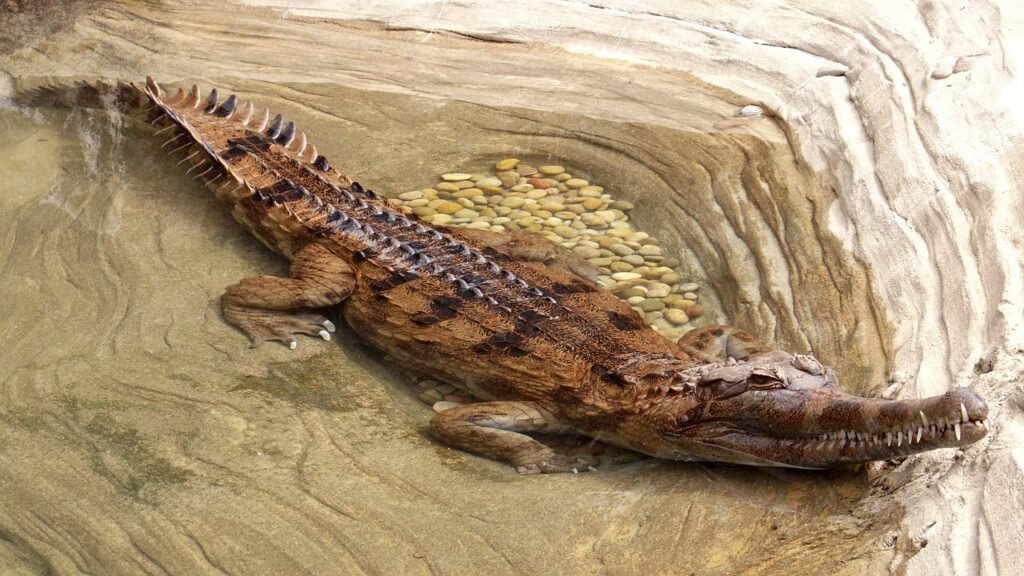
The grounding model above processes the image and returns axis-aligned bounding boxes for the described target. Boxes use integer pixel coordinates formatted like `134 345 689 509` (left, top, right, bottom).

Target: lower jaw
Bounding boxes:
783 422 988 467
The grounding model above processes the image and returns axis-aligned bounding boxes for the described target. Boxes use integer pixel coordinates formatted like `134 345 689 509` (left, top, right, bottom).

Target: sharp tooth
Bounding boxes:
916 427 923 443
920 411 929 427
897 431 903 446
955 423 962 441
981 420 988 432
886 432 893 446
961 402 969 423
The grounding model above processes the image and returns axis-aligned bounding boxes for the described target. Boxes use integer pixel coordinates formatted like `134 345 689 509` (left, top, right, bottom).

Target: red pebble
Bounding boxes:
527 178 548 189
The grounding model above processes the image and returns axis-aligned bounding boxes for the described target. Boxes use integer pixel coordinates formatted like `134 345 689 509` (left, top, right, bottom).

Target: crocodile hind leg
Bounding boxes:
452 227 603 283
221 243 355 348
677 324 768 363
430 401 598 474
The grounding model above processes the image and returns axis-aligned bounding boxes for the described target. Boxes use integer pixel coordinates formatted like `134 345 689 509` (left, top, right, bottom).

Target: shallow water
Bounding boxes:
0 81 897 576
0 4 902 574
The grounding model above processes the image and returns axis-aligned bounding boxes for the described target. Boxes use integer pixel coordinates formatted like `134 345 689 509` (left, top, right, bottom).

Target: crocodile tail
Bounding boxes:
11 79 147 113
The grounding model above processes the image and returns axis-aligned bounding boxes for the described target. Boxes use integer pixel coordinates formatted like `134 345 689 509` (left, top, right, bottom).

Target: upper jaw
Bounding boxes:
696 388 989 468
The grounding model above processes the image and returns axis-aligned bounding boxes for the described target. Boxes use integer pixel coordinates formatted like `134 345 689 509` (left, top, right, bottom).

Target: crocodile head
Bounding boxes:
651 351 988 468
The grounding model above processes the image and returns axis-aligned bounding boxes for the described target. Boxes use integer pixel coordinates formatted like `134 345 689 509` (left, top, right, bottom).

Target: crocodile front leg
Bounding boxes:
222 243 355 348
677 324 768 363
430 401 597 474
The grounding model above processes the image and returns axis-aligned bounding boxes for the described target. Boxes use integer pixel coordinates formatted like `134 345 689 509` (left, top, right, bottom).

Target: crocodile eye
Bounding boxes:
748 373 783 389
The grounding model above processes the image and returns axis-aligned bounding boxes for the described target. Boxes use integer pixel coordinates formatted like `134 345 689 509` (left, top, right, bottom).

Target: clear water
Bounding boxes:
0 6 897 575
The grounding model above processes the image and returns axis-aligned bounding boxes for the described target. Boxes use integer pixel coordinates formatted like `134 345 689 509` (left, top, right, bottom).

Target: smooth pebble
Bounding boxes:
392 160 709 341
611 272 642 281
609 243 634 256
664 308 689 325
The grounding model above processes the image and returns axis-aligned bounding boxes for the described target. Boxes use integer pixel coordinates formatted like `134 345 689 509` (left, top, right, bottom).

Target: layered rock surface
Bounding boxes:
0 1 1021 574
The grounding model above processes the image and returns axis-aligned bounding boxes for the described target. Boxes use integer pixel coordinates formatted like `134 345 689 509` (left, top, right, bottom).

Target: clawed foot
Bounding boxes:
223 304 336 349
515 453 599 475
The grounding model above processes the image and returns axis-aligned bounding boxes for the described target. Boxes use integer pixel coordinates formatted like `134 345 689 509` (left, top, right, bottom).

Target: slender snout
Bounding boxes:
735 386 989 467
681 350 990 468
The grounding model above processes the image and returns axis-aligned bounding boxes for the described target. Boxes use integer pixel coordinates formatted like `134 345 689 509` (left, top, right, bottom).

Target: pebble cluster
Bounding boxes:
384 158 710 408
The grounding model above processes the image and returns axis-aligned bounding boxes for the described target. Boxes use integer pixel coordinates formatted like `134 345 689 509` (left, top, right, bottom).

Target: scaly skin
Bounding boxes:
99 78 989 473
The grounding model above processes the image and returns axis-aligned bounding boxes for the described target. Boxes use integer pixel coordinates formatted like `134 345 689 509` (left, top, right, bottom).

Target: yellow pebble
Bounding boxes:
435 201 462 214
495 158 520 171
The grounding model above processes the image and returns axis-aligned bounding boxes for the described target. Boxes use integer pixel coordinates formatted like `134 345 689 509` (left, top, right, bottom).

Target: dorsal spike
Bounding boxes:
312 154 331 172
306 144 319 163
238 101 254 126
145 76 164 98
253 108 270 132
293 131 307 155
214 94 237 118
212 93 236 117
275 121 296 146
164 87 186 106
266 114 283 138
203 88 219 113
183 85 201 108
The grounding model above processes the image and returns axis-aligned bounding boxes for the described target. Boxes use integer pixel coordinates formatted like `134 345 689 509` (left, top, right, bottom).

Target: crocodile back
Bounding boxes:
142 78 694 405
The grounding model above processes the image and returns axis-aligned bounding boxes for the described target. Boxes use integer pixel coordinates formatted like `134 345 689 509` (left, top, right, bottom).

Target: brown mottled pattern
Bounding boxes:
133 77 988 473
142 79 697 406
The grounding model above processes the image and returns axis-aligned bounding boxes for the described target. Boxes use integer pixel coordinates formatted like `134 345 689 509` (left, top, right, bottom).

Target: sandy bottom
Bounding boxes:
0 3 935 574
0 88 902 576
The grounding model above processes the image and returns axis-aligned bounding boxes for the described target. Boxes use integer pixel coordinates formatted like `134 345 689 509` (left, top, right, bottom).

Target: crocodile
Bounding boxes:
27 77 989 473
